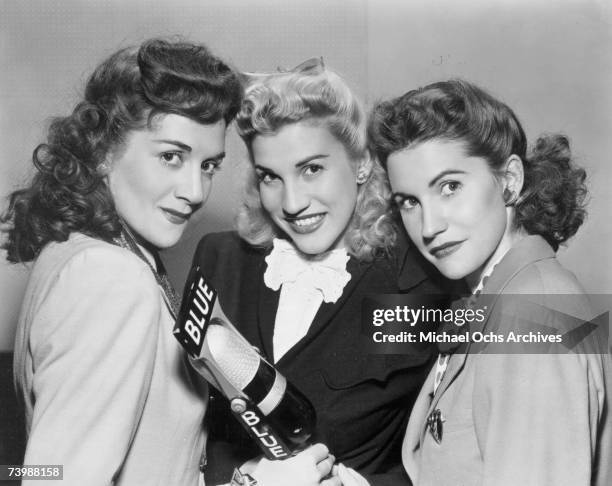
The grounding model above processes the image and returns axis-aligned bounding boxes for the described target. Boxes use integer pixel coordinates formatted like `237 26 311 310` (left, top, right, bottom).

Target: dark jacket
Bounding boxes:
194 231 447 486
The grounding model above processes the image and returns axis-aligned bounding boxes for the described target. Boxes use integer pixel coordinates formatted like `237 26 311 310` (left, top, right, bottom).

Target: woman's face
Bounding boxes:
107 114 226 249
387 139 510 283
252 121 359 255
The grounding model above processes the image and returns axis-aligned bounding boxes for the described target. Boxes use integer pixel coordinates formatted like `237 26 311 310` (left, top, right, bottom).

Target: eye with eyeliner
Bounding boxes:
393 193 419 211
202 159 222 176
160 151 183 167
440 180 462 196
255 168 278 184
302 162 324 177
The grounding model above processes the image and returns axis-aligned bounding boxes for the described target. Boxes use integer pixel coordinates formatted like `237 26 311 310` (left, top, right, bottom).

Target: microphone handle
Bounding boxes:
229 358 316 459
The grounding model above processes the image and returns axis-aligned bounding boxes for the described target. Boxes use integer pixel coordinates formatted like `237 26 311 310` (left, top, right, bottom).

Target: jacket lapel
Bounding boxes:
419 235 556 442
404 367 437 482
257 256 280 361
419 348 468 444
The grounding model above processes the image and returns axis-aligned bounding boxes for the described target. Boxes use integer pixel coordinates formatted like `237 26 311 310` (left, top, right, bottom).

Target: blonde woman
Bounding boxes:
193 61 446 486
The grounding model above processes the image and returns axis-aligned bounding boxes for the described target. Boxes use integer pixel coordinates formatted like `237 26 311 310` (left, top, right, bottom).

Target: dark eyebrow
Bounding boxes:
254 154 329 175
153 139 192 152
254 164 277 176
391 191 411 201
429 169 466 187
295 154 329 168
206 151 226 162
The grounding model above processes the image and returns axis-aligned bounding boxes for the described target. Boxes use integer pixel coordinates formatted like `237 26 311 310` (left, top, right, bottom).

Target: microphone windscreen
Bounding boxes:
205 323 260 391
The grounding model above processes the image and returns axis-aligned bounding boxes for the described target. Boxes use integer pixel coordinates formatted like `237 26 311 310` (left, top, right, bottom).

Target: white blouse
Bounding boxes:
263 238 351 362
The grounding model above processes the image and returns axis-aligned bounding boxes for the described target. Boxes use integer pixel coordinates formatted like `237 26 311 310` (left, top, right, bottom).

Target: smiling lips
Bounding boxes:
161 207 191 225
430 240 464 259
285 213 326 234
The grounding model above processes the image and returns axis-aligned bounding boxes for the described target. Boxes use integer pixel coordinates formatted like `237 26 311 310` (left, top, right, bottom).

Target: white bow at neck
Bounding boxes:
263 238 352 303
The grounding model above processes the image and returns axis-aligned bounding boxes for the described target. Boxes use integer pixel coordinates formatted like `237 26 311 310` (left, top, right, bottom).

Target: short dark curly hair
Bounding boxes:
368 79 587 251
1 38 243 263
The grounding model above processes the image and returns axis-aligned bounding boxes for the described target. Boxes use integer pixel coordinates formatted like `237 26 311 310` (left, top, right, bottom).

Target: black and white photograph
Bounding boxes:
1 1 611 485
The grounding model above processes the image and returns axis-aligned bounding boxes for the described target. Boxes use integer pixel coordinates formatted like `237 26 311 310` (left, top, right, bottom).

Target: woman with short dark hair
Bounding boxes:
369 79 611 486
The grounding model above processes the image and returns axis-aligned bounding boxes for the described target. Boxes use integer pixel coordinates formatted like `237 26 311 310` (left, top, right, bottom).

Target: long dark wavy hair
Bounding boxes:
1 38 243 263
368 79 587 251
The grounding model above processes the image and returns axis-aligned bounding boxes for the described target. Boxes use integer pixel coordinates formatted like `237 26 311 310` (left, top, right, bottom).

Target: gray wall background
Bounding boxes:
1 0 610 350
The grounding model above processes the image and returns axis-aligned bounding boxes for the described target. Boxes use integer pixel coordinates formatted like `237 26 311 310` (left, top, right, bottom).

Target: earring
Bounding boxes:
503 188 517 206
97 162 110 175
356 171 368 184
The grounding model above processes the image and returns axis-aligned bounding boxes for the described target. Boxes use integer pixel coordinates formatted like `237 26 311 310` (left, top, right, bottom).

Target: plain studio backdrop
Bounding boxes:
1 0 611 354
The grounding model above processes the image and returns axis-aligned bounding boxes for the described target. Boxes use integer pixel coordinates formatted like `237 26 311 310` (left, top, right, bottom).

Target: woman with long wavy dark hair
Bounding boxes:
0 38 244 485
368 79 611 486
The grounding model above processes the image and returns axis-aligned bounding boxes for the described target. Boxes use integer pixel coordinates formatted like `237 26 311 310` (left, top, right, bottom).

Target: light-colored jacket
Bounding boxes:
402 235 612 486
14 233 208 486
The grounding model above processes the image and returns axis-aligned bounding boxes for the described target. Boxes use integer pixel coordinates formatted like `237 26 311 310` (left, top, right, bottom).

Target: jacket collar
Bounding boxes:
479 234 554 296
396 231 436 291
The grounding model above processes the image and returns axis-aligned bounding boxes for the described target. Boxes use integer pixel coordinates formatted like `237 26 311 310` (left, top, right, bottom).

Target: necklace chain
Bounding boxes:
114 223 180 320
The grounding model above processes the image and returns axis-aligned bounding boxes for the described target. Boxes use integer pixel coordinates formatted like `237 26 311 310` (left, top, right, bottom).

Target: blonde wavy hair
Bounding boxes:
235 60 396 261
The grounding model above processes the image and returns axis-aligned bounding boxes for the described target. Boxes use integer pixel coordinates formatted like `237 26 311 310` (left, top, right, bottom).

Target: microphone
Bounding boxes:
173 265 316 460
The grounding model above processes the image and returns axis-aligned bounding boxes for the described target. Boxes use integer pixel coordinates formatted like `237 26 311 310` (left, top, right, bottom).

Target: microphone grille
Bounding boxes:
205 323 260 390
